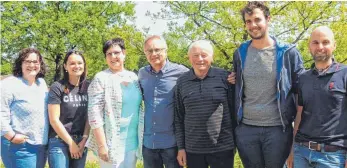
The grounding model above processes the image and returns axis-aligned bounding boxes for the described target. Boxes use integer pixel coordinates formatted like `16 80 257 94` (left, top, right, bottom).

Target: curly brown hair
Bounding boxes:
12 48 46 79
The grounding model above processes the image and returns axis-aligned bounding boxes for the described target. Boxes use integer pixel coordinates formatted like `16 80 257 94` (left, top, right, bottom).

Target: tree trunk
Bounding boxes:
53 53 63 82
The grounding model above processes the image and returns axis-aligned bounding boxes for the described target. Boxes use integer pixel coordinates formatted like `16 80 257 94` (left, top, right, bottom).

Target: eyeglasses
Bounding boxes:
23 60 40 65
145 48 166 55
106 51 122 57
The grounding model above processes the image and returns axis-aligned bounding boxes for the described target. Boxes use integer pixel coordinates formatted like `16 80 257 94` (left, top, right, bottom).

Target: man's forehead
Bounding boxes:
310 27 335 42
146 38 165 46
245 8 265 19
189 45 213 55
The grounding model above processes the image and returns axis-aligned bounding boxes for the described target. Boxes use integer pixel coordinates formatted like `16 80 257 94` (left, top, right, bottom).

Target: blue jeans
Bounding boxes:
235 123 293 168
142 146 181 168
1 136 47 168
294 143 346 168
48 136 87 168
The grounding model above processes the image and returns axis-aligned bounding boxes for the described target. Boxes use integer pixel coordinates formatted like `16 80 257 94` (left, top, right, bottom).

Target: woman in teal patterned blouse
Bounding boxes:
87 38 144 168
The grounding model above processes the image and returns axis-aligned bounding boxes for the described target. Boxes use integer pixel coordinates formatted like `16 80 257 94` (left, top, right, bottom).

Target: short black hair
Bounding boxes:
103 38 126 57
12 48 46 79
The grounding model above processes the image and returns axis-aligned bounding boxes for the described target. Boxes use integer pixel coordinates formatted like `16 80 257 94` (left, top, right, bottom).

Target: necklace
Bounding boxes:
315 64 332 72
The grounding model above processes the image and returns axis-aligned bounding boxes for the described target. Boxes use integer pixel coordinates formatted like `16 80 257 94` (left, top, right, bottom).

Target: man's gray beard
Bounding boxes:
312 54 332 62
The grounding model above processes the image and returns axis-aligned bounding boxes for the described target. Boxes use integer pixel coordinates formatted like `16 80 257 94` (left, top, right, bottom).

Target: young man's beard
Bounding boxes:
248 30 266 40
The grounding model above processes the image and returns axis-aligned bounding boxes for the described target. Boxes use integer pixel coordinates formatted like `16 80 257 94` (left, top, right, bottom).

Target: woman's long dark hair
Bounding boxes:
62 50 88 94
12 48 46 79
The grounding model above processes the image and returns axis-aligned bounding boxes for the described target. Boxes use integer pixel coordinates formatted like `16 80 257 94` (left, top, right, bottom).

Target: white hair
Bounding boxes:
144 35 168 49
188 40 214 55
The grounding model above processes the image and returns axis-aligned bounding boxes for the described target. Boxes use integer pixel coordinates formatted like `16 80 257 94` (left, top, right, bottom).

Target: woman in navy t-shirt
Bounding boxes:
47 50 90 168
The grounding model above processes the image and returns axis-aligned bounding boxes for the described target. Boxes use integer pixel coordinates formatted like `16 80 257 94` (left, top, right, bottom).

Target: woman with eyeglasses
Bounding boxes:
1 48 49 168
47 50 90 168
87 38 144 168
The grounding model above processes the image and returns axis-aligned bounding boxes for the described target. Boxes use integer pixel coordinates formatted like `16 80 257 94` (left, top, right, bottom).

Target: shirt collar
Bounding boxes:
188 67 216 80
147 59 171 74
311 58 340 75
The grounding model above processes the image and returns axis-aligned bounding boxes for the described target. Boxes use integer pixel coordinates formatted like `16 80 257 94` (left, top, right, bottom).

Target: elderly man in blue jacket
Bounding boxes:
231 2 305 168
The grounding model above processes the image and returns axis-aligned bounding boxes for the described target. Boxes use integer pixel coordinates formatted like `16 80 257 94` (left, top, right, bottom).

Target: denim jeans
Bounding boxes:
294 143 346 168
142 146 181 168
1 136 47 168
48 136 87 168
235 123 293 168
186 150 235 168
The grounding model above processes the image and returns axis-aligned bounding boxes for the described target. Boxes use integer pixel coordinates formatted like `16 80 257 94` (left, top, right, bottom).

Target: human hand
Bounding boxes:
286 149 294 168
98 145 109 162
177 149 187 167
227 72 236 84
10 134 29 144
78 138 87 154
69 142 82 159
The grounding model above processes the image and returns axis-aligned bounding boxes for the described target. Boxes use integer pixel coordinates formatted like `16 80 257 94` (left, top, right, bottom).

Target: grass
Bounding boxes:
1 152 243 168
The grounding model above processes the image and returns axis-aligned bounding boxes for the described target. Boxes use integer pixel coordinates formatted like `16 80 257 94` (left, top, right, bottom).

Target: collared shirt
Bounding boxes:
175 67 235 154
296 61 347 148
138 60 188 149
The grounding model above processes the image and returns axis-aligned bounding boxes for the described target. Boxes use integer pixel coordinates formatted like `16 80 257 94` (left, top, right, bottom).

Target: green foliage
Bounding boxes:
1 2 346 83
149 2 347 69
1 1 144 84
1 59 12 75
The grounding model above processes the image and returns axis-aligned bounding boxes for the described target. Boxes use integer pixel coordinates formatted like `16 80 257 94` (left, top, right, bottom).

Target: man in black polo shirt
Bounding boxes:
288 26 347 168
174 40 235 168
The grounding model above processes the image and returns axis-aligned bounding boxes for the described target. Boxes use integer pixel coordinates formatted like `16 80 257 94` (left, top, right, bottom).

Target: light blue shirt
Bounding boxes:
138 60 188 149
120 82 142 152
1 76 49 145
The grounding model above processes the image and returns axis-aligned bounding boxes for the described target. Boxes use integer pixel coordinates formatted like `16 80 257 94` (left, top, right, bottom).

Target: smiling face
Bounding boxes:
309 27 336 62
21 53 41 80
188 43 213 74
105 45 125 72
64 53 85 78
144 38 167 70
244 8 270 40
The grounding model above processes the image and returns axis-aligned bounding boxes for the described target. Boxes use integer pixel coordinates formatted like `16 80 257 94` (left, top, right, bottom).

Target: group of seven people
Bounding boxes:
1 1 346 168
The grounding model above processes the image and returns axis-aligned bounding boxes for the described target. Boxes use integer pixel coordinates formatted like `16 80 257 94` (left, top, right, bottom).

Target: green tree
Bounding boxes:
1 1 144 84
148 1 347 69
1 58 12 75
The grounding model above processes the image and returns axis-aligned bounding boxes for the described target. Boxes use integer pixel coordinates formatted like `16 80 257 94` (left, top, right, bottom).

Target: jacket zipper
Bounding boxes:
237 50 243 124
277 47 294 132
277 72 285 132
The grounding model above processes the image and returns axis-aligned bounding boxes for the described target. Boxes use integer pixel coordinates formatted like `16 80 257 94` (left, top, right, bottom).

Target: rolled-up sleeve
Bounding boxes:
88 75 105 129
1 82 14 136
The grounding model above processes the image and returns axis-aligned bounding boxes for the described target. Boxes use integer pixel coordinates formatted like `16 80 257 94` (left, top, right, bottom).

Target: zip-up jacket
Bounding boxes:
233 37 305 130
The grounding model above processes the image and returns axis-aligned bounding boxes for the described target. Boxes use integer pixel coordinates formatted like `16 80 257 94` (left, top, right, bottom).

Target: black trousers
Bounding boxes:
186 149 235 168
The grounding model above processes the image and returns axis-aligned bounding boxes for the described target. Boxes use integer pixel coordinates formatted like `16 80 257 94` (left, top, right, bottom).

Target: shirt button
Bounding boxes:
154 122 156 125
154 133 156 135
154 111 156 113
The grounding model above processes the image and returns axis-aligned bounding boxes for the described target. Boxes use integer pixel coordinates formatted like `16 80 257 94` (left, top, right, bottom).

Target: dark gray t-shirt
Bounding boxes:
242 45 282 126
48 80 89 137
